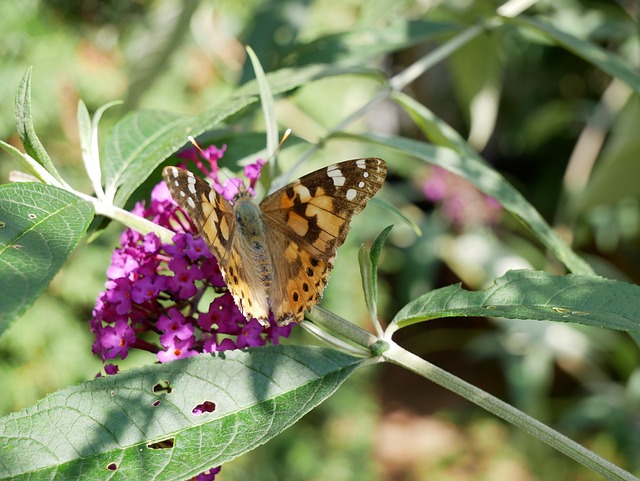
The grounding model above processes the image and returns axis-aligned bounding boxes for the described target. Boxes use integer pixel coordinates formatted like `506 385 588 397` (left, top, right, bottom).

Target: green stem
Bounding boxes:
72 188 175 243
306 306 380 350
382 341 639 481
94 200 175 243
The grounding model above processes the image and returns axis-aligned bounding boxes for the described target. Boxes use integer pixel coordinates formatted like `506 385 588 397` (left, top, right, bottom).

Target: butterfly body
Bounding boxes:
163 157 387 326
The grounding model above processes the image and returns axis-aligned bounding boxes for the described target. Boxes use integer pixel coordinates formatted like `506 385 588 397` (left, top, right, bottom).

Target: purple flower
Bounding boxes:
158 308 195 346
237 319 266 348
423 166 502 227
194 466 222 480
90 143 292 372
157 337 198 363
96 318 136 361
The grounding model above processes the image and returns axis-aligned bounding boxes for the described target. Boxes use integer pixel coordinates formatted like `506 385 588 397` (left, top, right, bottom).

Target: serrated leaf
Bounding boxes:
0 346 362 480
390 270 640 335
0 183 94 334
349 130 593 276
509 15 640 94
14 68 64 185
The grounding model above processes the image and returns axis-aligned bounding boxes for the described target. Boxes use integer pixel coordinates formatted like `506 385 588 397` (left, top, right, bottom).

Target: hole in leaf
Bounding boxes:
153 400 160 407
147 438 175 450
107 462 118 471
153 380 172 395
110 391 115 397
0 221 5 228
192 400 216 415
28 213 36 220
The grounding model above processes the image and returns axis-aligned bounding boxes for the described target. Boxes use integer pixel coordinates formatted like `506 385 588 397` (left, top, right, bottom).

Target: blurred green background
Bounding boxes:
1 0 639 480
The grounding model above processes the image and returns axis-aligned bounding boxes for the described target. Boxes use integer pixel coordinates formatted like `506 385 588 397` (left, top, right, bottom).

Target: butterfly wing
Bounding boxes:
162 167 272 323
162 166 236 265
260 157 387 325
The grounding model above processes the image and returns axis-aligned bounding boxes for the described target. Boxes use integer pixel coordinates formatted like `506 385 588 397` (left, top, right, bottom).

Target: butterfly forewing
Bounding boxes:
162 166 236 266
260 157 387 325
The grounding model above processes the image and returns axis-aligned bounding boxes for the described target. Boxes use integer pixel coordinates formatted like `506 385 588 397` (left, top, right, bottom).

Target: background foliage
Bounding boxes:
1 0 639 480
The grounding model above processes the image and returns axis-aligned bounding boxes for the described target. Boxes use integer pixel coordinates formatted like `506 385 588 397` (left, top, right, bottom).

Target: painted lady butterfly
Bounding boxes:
163 158 387 326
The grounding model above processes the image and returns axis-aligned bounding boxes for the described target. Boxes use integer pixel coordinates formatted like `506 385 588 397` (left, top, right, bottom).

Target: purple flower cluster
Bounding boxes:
423 166 502 227
90 144 292 374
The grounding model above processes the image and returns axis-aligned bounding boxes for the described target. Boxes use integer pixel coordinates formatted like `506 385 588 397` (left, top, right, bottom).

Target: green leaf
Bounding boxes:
508 15 640 94
574 94 640 210
103 95 258 207
0 140 60 186
103 64 383 208
0 183 94 334
349 130 594 276
358 245 374 320
359 225 393 327
78 100 122 199
283 19 458 66
14 68 65 185
390 270 640 334
371 196 422 236
0 346 362 480
246 46 280 183
233 63 384 99
369 224 393 277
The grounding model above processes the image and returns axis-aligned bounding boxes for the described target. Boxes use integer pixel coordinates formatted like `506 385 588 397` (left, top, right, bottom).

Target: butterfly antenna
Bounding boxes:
187 135 235 184
264 128 292 185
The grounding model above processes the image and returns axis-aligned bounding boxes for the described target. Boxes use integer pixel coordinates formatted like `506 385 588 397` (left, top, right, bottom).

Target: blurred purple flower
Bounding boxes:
423 166 502 227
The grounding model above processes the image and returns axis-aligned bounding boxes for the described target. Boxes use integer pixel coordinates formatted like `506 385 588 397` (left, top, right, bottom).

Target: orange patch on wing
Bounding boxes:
284 242 299 262
287 211 309 236
309 195 333 211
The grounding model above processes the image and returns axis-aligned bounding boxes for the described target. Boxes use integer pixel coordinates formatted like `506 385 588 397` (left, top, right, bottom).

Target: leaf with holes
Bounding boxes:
0 183 94 334
0 345 363 480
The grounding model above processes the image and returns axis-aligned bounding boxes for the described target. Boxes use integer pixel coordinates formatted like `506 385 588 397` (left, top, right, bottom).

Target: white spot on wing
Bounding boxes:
356 159 367 169
327 168 346 186
363 172 369 178
358 181 365 188
187 197 196 209
346 189 357 201
187 174 197 194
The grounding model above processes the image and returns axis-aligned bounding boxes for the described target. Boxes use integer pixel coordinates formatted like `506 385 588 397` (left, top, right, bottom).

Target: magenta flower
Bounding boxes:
90 143 293 376
423 166 502 227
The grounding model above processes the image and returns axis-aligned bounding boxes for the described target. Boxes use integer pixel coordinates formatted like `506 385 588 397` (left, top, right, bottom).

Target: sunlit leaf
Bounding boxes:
0 183 94 334
391 270 640 334
0 346 362 480
14 67 64 185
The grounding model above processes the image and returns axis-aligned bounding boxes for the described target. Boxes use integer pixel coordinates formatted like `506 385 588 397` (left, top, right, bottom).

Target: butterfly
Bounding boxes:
162 158 387 326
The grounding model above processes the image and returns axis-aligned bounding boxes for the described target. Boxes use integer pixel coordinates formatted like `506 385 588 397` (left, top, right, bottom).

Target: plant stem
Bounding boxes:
382 340 639 481
306 306 380 351
87 195 175 243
